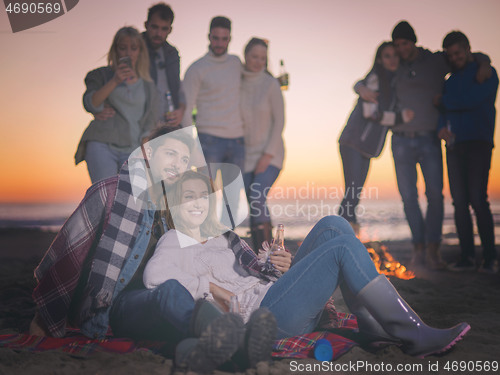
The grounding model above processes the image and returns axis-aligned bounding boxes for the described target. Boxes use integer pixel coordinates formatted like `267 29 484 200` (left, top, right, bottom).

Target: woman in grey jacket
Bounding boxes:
75 26 159 183
338 42 413 233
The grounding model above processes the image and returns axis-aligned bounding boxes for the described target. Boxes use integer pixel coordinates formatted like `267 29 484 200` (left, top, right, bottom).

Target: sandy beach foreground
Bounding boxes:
0 228 499 375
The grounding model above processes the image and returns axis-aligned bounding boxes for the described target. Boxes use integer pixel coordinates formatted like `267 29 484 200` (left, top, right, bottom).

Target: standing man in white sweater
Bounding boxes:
182 16 244 227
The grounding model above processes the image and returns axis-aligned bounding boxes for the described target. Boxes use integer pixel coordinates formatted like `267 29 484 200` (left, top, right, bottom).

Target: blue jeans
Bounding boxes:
260 216 380 339
338 144 371 223
391 133 444 244
85 141 130 183
446 141 496 264
109 280 194 342
244 166 281 226
198 133 245 227
197 133 245 170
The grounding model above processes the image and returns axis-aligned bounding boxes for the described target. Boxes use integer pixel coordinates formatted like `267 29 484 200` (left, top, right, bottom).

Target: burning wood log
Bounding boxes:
364 241 415 280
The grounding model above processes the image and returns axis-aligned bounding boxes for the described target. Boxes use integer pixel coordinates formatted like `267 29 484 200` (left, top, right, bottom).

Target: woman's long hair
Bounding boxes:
167 171 228 239
367 41 395 108
107 26 152 81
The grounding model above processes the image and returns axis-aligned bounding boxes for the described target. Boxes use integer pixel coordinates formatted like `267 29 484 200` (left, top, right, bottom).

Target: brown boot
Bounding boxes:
250 222 273 254
426 242 447 270
409 243 425 269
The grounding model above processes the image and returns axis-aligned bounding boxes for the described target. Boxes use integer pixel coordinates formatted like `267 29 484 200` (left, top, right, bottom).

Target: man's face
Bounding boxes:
393 38 417 61
147 138 190 186
208 27 231 56
145 13 172 50
445 43 472 71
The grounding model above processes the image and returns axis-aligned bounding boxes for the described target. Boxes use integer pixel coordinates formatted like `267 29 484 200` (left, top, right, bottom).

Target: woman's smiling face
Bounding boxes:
178 178 210 229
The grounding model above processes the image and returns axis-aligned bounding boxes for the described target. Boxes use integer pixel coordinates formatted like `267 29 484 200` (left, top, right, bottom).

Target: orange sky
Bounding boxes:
1 0 500 203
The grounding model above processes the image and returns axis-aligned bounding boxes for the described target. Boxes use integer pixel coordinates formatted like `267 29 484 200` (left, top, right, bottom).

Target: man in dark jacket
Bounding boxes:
143 2 185 126
437 31 498 273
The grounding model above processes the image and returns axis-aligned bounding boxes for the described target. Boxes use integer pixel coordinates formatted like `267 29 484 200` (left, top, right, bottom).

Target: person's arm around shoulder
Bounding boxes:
472 52 492 83
442 66 499 110
354 76 379 104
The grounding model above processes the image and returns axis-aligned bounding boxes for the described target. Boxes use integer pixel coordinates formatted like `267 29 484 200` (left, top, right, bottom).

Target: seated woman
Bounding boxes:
144 171 470 365
75 26 159 183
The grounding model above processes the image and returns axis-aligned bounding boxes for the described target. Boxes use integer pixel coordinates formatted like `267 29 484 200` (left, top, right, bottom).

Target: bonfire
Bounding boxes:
364 241 415 280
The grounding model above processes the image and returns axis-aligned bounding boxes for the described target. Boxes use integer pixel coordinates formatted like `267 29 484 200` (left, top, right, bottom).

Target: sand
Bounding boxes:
0 228 499 375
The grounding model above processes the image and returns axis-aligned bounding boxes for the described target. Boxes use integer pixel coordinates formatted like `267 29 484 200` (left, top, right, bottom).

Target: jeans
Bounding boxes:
338 144 371 223
243 166 281 226
109 279 194 343
85 141 130 183
446 141 496 264
391 133 444 244
260 216 379 339
198 133 245 227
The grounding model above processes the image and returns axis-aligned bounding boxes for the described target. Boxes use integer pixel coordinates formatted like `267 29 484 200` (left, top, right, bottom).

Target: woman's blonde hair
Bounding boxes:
167 171 228 239
107 26 152 81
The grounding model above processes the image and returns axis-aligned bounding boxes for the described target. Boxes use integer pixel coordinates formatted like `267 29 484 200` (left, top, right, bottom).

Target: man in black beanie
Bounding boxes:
356 20 491 272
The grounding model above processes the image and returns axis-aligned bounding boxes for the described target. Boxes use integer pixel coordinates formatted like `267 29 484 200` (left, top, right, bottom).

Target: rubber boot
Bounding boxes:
356 275 470 358
250 222 273 253
426 242 447 270
340 282 400 347
176 300 245 372
409 243 426 269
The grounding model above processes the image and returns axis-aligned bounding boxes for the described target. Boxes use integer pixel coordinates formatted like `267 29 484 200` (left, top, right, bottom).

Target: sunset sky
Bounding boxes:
1 0 500 203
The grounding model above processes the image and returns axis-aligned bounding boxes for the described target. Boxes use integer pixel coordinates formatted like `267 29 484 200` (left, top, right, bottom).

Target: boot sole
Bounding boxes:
416 324 471 358
246 309 277 367
187 313 245 372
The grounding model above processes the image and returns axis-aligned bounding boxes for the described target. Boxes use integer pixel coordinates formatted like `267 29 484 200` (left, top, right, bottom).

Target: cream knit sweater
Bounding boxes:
182 51 244 138
143 230 273 323
240 70 285 172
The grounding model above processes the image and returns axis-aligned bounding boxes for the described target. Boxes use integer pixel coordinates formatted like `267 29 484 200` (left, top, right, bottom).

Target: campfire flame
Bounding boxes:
364 241 415 280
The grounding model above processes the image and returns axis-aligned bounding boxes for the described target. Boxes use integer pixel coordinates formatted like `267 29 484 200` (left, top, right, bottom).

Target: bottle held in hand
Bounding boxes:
270 224 285 254
278 60 289 91
257 224 286 275
163 91 175 125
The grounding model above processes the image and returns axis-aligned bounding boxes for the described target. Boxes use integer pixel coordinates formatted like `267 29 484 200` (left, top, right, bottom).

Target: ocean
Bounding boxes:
1 199 499 246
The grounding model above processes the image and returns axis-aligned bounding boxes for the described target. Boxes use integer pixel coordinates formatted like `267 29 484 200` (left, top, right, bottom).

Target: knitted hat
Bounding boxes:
392 21 417 43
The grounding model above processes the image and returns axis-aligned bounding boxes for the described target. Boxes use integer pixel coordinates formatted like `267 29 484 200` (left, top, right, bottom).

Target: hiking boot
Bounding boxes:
176 313 245 372
244 308 277 367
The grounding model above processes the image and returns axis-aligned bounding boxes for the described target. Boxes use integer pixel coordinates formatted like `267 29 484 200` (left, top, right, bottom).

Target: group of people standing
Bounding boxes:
75 4 285 252
338 21 498 274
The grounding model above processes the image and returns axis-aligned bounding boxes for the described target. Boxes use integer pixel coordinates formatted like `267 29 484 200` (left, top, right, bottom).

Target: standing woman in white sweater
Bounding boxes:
240 38 285 252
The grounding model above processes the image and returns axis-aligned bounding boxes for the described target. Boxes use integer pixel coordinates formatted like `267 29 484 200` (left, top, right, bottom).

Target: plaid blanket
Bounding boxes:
32 161 149 338
0 313 358 360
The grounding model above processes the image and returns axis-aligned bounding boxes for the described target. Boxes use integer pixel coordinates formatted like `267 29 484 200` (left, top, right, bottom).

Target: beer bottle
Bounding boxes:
164 91 175 123
271 224 285 253
278 60 289 91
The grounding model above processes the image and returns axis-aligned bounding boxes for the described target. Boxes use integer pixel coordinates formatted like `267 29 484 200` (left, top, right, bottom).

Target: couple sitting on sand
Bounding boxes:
30 126 470 372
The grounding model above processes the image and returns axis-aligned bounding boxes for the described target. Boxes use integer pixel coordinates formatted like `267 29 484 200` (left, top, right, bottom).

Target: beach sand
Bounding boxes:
0 228 499 375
